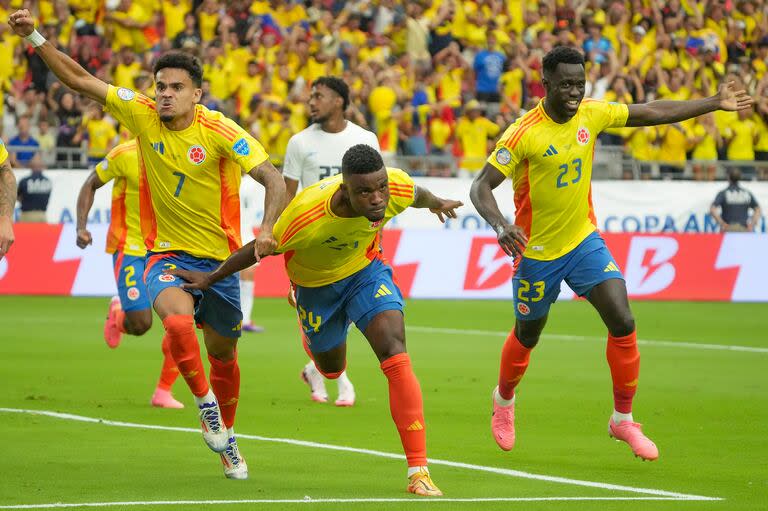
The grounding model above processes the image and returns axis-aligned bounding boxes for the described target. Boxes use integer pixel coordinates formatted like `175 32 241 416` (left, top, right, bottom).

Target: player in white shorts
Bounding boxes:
239 174 264 333
283 76 380 407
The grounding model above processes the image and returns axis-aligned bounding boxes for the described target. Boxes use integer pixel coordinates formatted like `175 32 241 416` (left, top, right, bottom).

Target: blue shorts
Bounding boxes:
144 251 242 338
513 231 623 320
112 252 151 312
294 258 404 353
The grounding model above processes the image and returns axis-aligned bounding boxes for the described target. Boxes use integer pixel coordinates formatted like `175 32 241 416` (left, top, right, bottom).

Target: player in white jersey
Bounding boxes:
282 77 380 406
239 175 264 333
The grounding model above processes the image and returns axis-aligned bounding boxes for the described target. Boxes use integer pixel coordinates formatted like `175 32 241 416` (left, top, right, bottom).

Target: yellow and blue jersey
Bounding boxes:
488 99 628 261
95 140 145 257
104 85 269 261
273 168 415 287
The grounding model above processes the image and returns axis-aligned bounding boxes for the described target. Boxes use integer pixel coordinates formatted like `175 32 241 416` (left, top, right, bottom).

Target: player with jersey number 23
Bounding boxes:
470 46 754 461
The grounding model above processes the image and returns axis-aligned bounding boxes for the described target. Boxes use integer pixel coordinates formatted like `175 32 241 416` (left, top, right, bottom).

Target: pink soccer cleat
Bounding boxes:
103 296 123 349
609 418 659 461
491 386 515 451
150 388 184 409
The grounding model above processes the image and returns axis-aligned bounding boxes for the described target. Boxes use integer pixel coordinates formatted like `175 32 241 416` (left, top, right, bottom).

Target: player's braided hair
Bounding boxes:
542 46 585 78
312 76 350 110
342 144 384 175
154 51 204 87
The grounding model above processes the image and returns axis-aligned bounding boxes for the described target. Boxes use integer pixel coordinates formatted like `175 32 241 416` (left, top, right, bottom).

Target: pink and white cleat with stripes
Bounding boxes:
609 418 659 461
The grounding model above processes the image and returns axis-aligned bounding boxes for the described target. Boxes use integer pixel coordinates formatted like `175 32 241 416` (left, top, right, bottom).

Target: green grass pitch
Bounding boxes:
1 296 766 511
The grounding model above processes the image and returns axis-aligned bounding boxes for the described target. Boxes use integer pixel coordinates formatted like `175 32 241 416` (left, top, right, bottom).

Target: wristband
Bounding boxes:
24 29 46 48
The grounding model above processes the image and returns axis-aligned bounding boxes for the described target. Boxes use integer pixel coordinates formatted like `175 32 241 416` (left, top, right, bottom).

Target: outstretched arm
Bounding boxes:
75 171 107 249
0 157 16 259
411 186 463 223
166 241 260 291
248 159 286 261
8 10 108 104
627 81 753 127
470 163 527 258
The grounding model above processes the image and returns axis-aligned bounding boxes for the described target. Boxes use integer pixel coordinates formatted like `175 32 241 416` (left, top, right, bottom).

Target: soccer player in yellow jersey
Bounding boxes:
0 137 16 259
470 47 753 461
9 10 286 479
76 140 184 409
166 145 462 497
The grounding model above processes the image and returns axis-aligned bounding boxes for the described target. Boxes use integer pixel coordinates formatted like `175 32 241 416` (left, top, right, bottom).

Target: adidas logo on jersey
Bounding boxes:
374 284 393 298
542 145 559 157
604 261 620 273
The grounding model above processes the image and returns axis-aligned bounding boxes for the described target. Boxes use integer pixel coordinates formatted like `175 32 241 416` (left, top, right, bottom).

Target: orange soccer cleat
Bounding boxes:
103 296 123 349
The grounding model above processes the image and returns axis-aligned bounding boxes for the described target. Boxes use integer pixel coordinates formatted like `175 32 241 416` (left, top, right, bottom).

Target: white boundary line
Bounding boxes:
0 408 720 503
407 326 768 354
0 496 722 509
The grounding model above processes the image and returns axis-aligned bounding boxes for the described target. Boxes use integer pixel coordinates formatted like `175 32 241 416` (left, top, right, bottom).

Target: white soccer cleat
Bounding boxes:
198 399 229 452
220 431 248 480
335 374 356 407
301 361 329 403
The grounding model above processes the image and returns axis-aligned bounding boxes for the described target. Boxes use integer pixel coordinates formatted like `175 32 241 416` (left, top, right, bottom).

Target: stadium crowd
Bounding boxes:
1 0 768 179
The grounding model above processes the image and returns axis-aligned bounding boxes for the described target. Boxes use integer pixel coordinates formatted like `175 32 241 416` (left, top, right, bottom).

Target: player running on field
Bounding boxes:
76 139 184 409
8 10 286 479
283 76 381 407
470 46 754 461
0 137 15 259
166 144 462 496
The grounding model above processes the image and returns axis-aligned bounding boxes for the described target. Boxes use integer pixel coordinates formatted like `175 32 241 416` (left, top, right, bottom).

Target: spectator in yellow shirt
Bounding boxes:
162 0 191 42
689 113 722 181
656 123 689 179
79 104 117 165
111 48 143 91
725 108 760 178
455 100 500 177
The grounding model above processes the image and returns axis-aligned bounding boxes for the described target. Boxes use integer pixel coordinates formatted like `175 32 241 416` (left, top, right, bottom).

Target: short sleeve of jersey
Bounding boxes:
589 100 629 131
713 191 724 207
487 123 525 178
282 135 303 181
387 168 416 215
750 192 759 208
104 85 157 136
365 129 382 152
95 145 127 183
216 117 269 172
0 138 8 165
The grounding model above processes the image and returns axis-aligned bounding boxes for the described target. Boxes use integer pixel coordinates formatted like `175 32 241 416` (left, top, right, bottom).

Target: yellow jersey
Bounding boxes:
273 169 415 287
84 118 118 159
488 99 628 261
104 85 269 261
0 137 8 164
95 140 145 257
691 124 718 161
456 116 501 171
726 119 757 161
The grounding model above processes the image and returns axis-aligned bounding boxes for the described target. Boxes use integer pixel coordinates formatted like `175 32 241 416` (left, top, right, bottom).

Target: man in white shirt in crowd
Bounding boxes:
282 76 381 407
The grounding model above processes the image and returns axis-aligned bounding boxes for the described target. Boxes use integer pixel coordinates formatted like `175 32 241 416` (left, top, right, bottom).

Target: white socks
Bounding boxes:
240 279 254 324
336 370 352 387
194 389 217 407
407 466 429 478
612 410 634 424
494 387 515 407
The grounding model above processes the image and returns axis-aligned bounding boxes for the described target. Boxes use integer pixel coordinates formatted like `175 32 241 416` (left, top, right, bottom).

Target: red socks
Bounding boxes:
497 329 531 400
162 315 209 397
209 353 240 429
156 335 180 391
606 330 640 413
381 352 427 467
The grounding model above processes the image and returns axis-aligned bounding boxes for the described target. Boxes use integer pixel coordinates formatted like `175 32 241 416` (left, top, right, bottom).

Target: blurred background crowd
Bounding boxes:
1 0 768 179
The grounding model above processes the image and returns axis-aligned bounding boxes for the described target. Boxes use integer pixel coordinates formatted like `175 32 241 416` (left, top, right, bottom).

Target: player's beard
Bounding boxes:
159 113 175 122
311 112 329 124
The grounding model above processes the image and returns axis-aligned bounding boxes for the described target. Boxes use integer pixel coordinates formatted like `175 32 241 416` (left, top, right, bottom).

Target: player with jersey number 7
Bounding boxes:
8 9 287 479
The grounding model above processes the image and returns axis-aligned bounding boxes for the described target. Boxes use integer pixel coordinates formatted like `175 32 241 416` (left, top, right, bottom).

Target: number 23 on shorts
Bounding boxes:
518 279 545 302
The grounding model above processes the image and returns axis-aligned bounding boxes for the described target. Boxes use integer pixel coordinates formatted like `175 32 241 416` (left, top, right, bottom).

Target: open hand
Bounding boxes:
429 199 463 223
495 223 528 258
163 267 212 290
7 10 35 37
717 81 754 112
